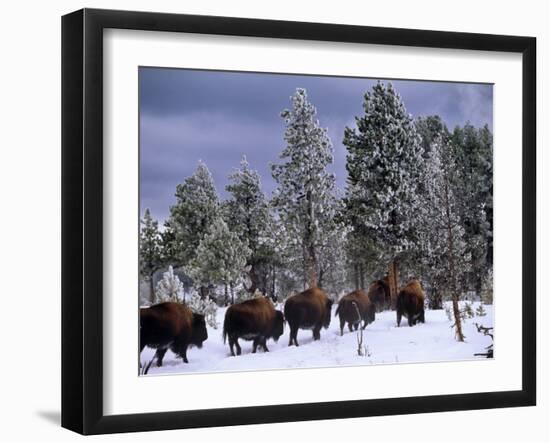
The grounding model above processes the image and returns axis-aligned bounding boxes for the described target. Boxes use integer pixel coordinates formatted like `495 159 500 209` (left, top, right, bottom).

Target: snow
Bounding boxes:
140 302 494 376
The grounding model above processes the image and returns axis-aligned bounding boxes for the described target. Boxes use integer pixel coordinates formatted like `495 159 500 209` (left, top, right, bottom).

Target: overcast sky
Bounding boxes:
140 67 493 224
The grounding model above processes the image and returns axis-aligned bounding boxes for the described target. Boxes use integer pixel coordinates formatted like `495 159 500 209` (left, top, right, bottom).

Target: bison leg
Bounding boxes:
235 339 242 356
252 338 259 354
313 326 321 341
170 339 190 363
155 347 168 367
228 336 236 357
348 322 353 333
262 337 269 352
420 310 425 324
339 317 345 336
396 312 402 327
408 315 414 327
288 326 298 346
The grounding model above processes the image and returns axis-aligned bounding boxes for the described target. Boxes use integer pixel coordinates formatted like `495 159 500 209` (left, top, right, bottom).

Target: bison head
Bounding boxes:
190 313 208 348
323 299 333 329
271 310 285 342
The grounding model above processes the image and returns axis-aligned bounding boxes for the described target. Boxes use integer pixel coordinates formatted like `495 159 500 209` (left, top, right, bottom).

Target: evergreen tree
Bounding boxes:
139 208 162 304
224 156 272 294
271 88 337 289
168 161 220 268
155 265 184 303
187 291 218 329
415 115 449 158
451 123 493 294
186 218 251 304
422 136 469 341
158 220 178 268
344 82 424 306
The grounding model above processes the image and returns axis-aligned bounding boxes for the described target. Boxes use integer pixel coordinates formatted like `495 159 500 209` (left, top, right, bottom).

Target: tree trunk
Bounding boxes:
388 259 399 310
229 282 234 305
303 242 318 289
304 190 318 289
149 274 155 304
444 180 464 342
247 264 259 294
354 263 360 290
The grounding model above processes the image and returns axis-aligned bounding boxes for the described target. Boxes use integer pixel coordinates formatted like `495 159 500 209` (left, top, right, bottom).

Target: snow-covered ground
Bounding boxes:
140 302 494 376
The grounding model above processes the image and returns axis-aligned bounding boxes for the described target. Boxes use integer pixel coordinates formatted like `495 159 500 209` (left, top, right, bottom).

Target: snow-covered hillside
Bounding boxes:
140 302 494 376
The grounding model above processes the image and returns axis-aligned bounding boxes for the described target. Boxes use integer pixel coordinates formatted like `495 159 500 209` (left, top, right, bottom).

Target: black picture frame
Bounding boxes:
61 8 536 435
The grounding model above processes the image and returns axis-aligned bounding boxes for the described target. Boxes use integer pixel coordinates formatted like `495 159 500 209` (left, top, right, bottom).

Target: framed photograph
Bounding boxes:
62 8 536 435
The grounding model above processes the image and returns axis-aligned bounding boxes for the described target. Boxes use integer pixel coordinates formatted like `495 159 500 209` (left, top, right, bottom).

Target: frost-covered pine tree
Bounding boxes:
272 88 338 289
139 208 162 304
155 265 184 303
344 82 424 306
224 156 272 294
168 161 220 268
186 218 251 304
187 290 218 329
317 197 348 296
422 136 469 341
451 123 493 294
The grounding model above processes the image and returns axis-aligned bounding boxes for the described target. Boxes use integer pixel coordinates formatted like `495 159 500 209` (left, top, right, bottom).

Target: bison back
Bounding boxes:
337 290 373 323
140 302 193 349
224 297 276 340
284 287 331 329
397 280 425 316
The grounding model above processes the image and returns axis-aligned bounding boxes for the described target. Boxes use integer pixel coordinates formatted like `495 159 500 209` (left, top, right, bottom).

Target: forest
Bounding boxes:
139 81 493 344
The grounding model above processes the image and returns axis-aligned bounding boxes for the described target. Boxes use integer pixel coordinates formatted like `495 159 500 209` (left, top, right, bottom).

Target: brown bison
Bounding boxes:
367 278 391 312
335 290 376 336
396 280 426 327
222 297 284 356
284 287 333 346
140 302 208 366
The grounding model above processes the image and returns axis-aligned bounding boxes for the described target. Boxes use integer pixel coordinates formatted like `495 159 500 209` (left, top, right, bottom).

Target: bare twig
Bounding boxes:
474 323 494 358
352 301 367 357
474 323 494 340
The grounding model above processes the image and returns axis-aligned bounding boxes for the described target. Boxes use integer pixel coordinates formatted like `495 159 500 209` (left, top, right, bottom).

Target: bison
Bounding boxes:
140 302 208 366
367 278 391 312
396 280 426 327
222 296 284 356
284 287 333 346
335 290 376 336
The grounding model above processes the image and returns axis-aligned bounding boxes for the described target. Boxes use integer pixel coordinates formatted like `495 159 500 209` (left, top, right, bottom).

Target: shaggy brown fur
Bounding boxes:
396 280 426 327
284 287 333 346
367 278 391 312
335 290 376 336
140 302 208 366
223 297 284 356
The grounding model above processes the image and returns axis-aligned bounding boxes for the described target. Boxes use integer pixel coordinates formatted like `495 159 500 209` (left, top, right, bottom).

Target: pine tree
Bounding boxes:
224 156 271 294
344 82 424 306
186 218 251 305
451 123 493 294
271 88 337 289
155 265 184 303
187 290 218 329
168 161 220 268
139 208 162 304
422 136 469 341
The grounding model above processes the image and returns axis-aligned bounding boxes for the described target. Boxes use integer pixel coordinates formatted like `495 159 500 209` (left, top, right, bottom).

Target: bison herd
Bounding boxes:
139 279 426 367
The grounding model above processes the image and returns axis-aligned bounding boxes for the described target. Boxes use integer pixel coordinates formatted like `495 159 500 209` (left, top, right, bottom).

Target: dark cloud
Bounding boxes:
139 68 493 223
